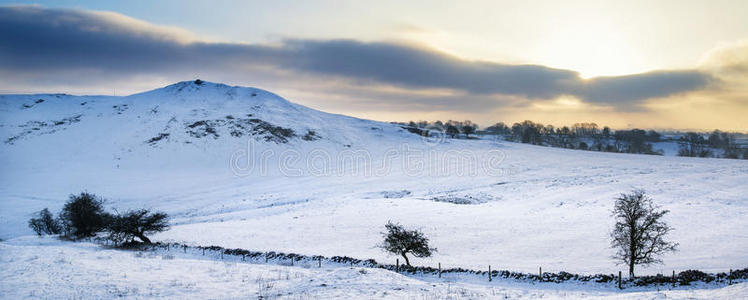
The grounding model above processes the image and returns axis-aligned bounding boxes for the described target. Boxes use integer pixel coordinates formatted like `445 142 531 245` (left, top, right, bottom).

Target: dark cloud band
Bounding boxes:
0 5 714 110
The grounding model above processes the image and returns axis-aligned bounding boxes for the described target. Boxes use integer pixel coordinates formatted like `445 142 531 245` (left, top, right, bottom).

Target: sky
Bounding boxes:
0 1 747 131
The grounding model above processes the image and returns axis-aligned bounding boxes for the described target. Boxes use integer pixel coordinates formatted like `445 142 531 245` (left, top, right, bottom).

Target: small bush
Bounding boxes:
28 208 61 236
302 130 320 141
634 274 671 286
678 269 715 285
59 192 110 238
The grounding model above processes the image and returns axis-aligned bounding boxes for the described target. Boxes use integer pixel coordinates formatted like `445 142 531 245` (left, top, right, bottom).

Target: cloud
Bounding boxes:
578 71 713 108
278 39 583 99
0 6 196 72
701 40 748 81
0 5 716 111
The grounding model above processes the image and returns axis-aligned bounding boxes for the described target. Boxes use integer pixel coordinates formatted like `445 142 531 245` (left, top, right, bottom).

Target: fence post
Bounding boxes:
183 245 186 253
539 267 542 282
396 259 399 272
489 265 492 282
438 263 441 278
265 253 268 263
202 248 205 256
729 269 732 285
350 260 353 268
618 271 622 289
318 257 321 268
672 270 675 287
242 254 245 261
291 257 293 266
220 251 223 259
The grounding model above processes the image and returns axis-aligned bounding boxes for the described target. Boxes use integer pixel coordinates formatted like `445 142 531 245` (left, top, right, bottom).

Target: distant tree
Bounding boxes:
485 122 509 135
707 130 724 148
572 122 599 137
610 190 678 278
614 129 657 154
462 124 476 137
445 120 464 129
543 124 555 136
723 149 740 159
520 120 545 145
706 130 741 158
678 132 712 157
380 221 435 266
514 120 543 144
602 126 611 138
646 130 661 142
28 208 61 236
59 192 110 238
445 125 460 138
107 209 168 244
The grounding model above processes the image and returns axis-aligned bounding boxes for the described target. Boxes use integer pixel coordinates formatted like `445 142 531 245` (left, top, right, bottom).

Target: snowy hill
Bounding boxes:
1 80 747 282
0 79 421 213
0 80 413 168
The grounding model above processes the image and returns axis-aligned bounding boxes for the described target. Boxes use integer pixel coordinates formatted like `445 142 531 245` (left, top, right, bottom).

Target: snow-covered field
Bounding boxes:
1 81 746 298
2 237 745 299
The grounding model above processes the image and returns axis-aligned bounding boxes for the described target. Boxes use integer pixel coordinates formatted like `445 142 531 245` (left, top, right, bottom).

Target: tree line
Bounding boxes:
398 119 748 159
395 120 479 138
677 130 746 158
496 121 669 155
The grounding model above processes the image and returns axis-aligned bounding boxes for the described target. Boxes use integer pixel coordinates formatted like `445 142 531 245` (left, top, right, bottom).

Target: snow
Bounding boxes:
1 236 745 299
1 80 746 297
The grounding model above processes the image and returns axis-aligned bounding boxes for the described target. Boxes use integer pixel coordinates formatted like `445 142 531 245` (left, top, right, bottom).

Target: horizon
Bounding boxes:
1 1 747 131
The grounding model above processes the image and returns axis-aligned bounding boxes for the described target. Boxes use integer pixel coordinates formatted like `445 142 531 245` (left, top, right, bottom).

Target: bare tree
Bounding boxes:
610 190 678 277
107 209 168 244
380 221 435 266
